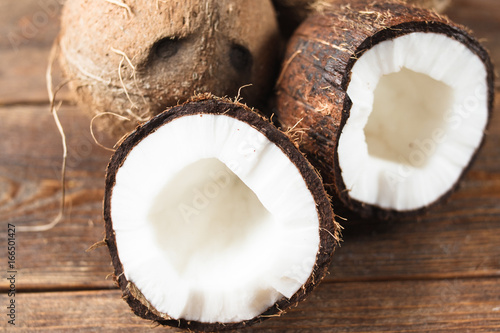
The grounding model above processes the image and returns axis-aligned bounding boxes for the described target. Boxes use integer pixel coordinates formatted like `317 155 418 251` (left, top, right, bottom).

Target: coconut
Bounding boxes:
275 1 494 218
103 95 339 331
58 0 281 138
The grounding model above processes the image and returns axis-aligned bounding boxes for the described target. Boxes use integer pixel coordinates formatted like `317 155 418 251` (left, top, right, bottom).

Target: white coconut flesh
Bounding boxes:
338 32 489 211
110 114 320 323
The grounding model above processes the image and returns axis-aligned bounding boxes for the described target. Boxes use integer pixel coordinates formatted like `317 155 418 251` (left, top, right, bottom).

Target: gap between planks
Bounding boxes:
3 273 500 294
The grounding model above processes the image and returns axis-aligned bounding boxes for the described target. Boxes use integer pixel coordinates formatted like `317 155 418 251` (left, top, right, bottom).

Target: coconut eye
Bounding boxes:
153 37 181 59
229 43 252 72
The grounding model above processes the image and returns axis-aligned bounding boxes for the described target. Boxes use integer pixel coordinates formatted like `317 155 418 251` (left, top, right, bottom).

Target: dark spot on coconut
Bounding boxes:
153 37 181 60
229 43 253 73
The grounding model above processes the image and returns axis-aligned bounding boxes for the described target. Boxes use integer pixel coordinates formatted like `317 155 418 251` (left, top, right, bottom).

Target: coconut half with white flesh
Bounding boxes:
275 1 494 218
103 95 339 331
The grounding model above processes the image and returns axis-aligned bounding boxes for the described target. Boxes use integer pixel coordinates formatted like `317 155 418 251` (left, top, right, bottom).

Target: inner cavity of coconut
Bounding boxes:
111 114 320 323
339 32 489 211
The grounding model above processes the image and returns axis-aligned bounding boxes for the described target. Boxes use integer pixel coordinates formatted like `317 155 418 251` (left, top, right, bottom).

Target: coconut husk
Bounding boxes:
273 0 452 36
59 0 282 138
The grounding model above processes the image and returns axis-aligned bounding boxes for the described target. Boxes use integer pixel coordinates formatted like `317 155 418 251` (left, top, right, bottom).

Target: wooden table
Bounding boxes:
1 0 499 331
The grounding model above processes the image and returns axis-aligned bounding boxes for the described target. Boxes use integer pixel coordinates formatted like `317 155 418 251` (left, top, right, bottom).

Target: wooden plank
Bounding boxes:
5 278 500 332
0 90 499 289
0 0 499 290
0 104 116 290
0 0 66 104
0 47 65 105
7 289 156 332
0 1 497 332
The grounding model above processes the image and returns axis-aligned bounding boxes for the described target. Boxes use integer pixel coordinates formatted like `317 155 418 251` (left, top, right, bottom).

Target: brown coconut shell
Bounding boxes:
59 0 282 138
275 1 495 219
103 95 340 331
273 0 452 36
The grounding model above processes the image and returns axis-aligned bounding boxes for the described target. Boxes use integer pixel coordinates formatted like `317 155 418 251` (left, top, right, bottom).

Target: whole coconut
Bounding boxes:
59 0 281 137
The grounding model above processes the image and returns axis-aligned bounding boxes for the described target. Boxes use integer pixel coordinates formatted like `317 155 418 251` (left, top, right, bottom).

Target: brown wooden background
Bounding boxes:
1 0 499 331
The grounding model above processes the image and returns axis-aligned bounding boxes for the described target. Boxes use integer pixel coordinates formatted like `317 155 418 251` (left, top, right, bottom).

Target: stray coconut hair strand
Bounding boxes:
18 41 68 232
90 112 132 152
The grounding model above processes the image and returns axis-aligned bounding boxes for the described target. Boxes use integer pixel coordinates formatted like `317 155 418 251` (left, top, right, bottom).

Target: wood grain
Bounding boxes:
8 278 500 332
0 0 499 331
0 105 116 290
0 100 498 290
446 0 500 71
0 0 68 105
0 0 498 286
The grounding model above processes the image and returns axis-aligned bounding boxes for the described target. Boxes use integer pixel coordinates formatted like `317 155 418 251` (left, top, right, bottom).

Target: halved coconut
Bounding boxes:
275 1 494 218
103 95 339 331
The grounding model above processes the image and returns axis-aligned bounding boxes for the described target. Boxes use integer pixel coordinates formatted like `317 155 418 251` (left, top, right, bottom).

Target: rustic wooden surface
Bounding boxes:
0 0 499 331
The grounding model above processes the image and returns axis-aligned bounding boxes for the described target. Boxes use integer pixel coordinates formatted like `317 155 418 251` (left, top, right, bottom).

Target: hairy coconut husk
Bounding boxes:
59 0 281 138
275 1 494 219
273 0 451 36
